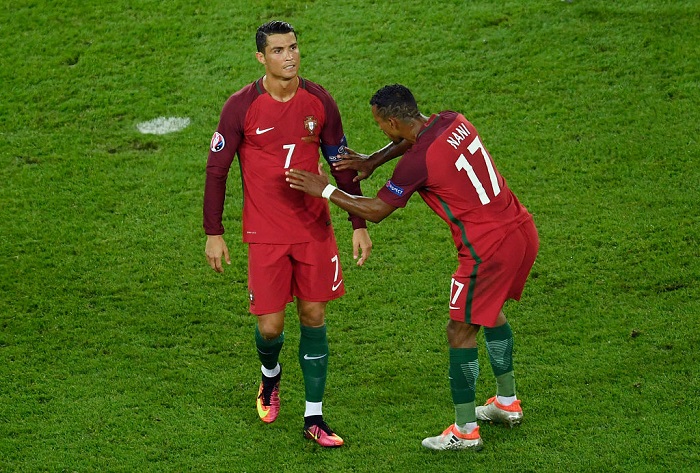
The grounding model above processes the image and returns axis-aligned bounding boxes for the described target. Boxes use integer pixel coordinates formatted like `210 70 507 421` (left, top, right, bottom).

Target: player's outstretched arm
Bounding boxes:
205 235 231 273
286 168 396 224
333 140 412 182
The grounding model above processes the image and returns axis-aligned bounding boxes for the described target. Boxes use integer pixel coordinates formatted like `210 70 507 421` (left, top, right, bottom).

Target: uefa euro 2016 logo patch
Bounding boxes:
210 132 225 152
386 180 404 196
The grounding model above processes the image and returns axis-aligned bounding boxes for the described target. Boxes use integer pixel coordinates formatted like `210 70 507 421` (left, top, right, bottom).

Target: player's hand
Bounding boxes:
205 235 231 273
352 228 372 266
333 147 375 182
286 167 330 197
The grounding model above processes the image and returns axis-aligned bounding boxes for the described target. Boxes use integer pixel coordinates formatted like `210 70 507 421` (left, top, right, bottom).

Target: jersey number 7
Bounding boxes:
454 136 501 205
283 144 296 168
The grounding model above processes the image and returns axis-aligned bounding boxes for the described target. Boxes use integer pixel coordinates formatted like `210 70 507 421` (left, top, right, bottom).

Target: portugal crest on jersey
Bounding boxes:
302 116 319 142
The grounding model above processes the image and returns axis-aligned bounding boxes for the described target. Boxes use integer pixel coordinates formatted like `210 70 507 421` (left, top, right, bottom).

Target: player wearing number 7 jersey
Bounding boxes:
285 84 539 451
203 21 372 448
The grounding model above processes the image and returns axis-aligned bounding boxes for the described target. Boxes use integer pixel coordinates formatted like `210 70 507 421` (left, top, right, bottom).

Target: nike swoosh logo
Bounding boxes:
256 386 270 418
332 280 343 291
303 354 327 361
256 126 274 135
449 306 460 310
257 402 270 418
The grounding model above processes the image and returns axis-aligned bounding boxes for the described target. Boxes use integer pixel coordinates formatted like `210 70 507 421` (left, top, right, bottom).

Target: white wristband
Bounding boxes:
321 184 336 200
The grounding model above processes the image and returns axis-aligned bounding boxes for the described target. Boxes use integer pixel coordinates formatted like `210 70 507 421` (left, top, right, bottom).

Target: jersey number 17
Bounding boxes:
454 136 501 205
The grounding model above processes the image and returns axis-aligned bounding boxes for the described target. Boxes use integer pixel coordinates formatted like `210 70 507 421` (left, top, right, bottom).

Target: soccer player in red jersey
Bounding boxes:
286 84 539 451
203 21 372 448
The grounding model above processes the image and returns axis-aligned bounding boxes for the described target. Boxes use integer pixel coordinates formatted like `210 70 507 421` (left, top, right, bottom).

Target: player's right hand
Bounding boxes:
205 235 231 273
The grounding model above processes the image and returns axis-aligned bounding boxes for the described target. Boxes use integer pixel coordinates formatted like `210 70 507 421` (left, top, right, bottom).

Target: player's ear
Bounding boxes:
255 51 266 65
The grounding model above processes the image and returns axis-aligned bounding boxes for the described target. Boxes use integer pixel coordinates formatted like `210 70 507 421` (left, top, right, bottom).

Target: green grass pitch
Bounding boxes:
1 0 699 471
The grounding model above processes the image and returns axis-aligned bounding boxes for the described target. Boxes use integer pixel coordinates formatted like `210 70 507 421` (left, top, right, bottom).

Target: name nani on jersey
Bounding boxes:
446 122 471 150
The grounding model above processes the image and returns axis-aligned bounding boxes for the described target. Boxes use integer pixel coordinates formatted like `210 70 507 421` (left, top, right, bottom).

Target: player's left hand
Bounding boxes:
333 147 375 182
286 166 329 197
352 228 372 266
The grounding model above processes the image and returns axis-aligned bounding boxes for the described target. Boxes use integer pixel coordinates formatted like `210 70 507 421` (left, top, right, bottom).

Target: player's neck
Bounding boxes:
404 115 430 143
262 75 299 102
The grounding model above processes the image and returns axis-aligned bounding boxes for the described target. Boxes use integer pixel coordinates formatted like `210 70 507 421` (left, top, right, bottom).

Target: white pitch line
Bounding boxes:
137 117 191 135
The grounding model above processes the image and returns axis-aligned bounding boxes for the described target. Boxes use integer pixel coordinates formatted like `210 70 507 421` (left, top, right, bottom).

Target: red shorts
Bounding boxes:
247 235 345 315
449 218 539 327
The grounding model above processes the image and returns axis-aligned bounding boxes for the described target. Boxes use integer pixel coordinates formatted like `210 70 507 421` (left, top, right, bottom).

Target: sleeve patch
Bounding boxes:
210 132 225 152
385 180 405 196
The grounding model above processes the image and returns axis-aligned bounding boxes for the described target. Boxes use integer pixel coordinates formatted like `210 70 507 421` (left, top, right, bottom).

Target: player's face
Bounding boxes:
371 105 403 144
257 33 300 80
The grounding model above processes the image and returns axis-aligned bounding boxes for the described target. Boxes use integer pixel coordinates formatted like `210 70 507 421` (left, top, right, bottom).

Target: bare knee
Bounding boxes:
494 310 507 327
447 319 480 349
257 312 285 339
297 300 327 327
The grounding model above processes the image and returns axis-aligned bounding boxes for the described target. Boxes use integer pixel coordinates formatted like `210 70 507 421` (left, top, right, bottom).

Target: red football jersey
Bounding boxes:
204 77 365 243
377 111 532 261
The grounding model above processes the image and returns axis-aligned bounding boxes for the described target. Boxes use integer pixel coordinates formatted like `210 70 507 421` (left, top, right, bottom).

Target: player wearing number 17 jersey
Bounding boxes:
377 110 533 268
203 21 372 448
285 84 539 451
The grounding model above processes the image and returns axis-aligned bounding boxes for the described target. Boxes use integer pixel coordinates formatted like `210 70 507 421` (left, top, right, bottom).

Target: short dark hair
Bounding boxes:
370 84 421 121
256 21 296 53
